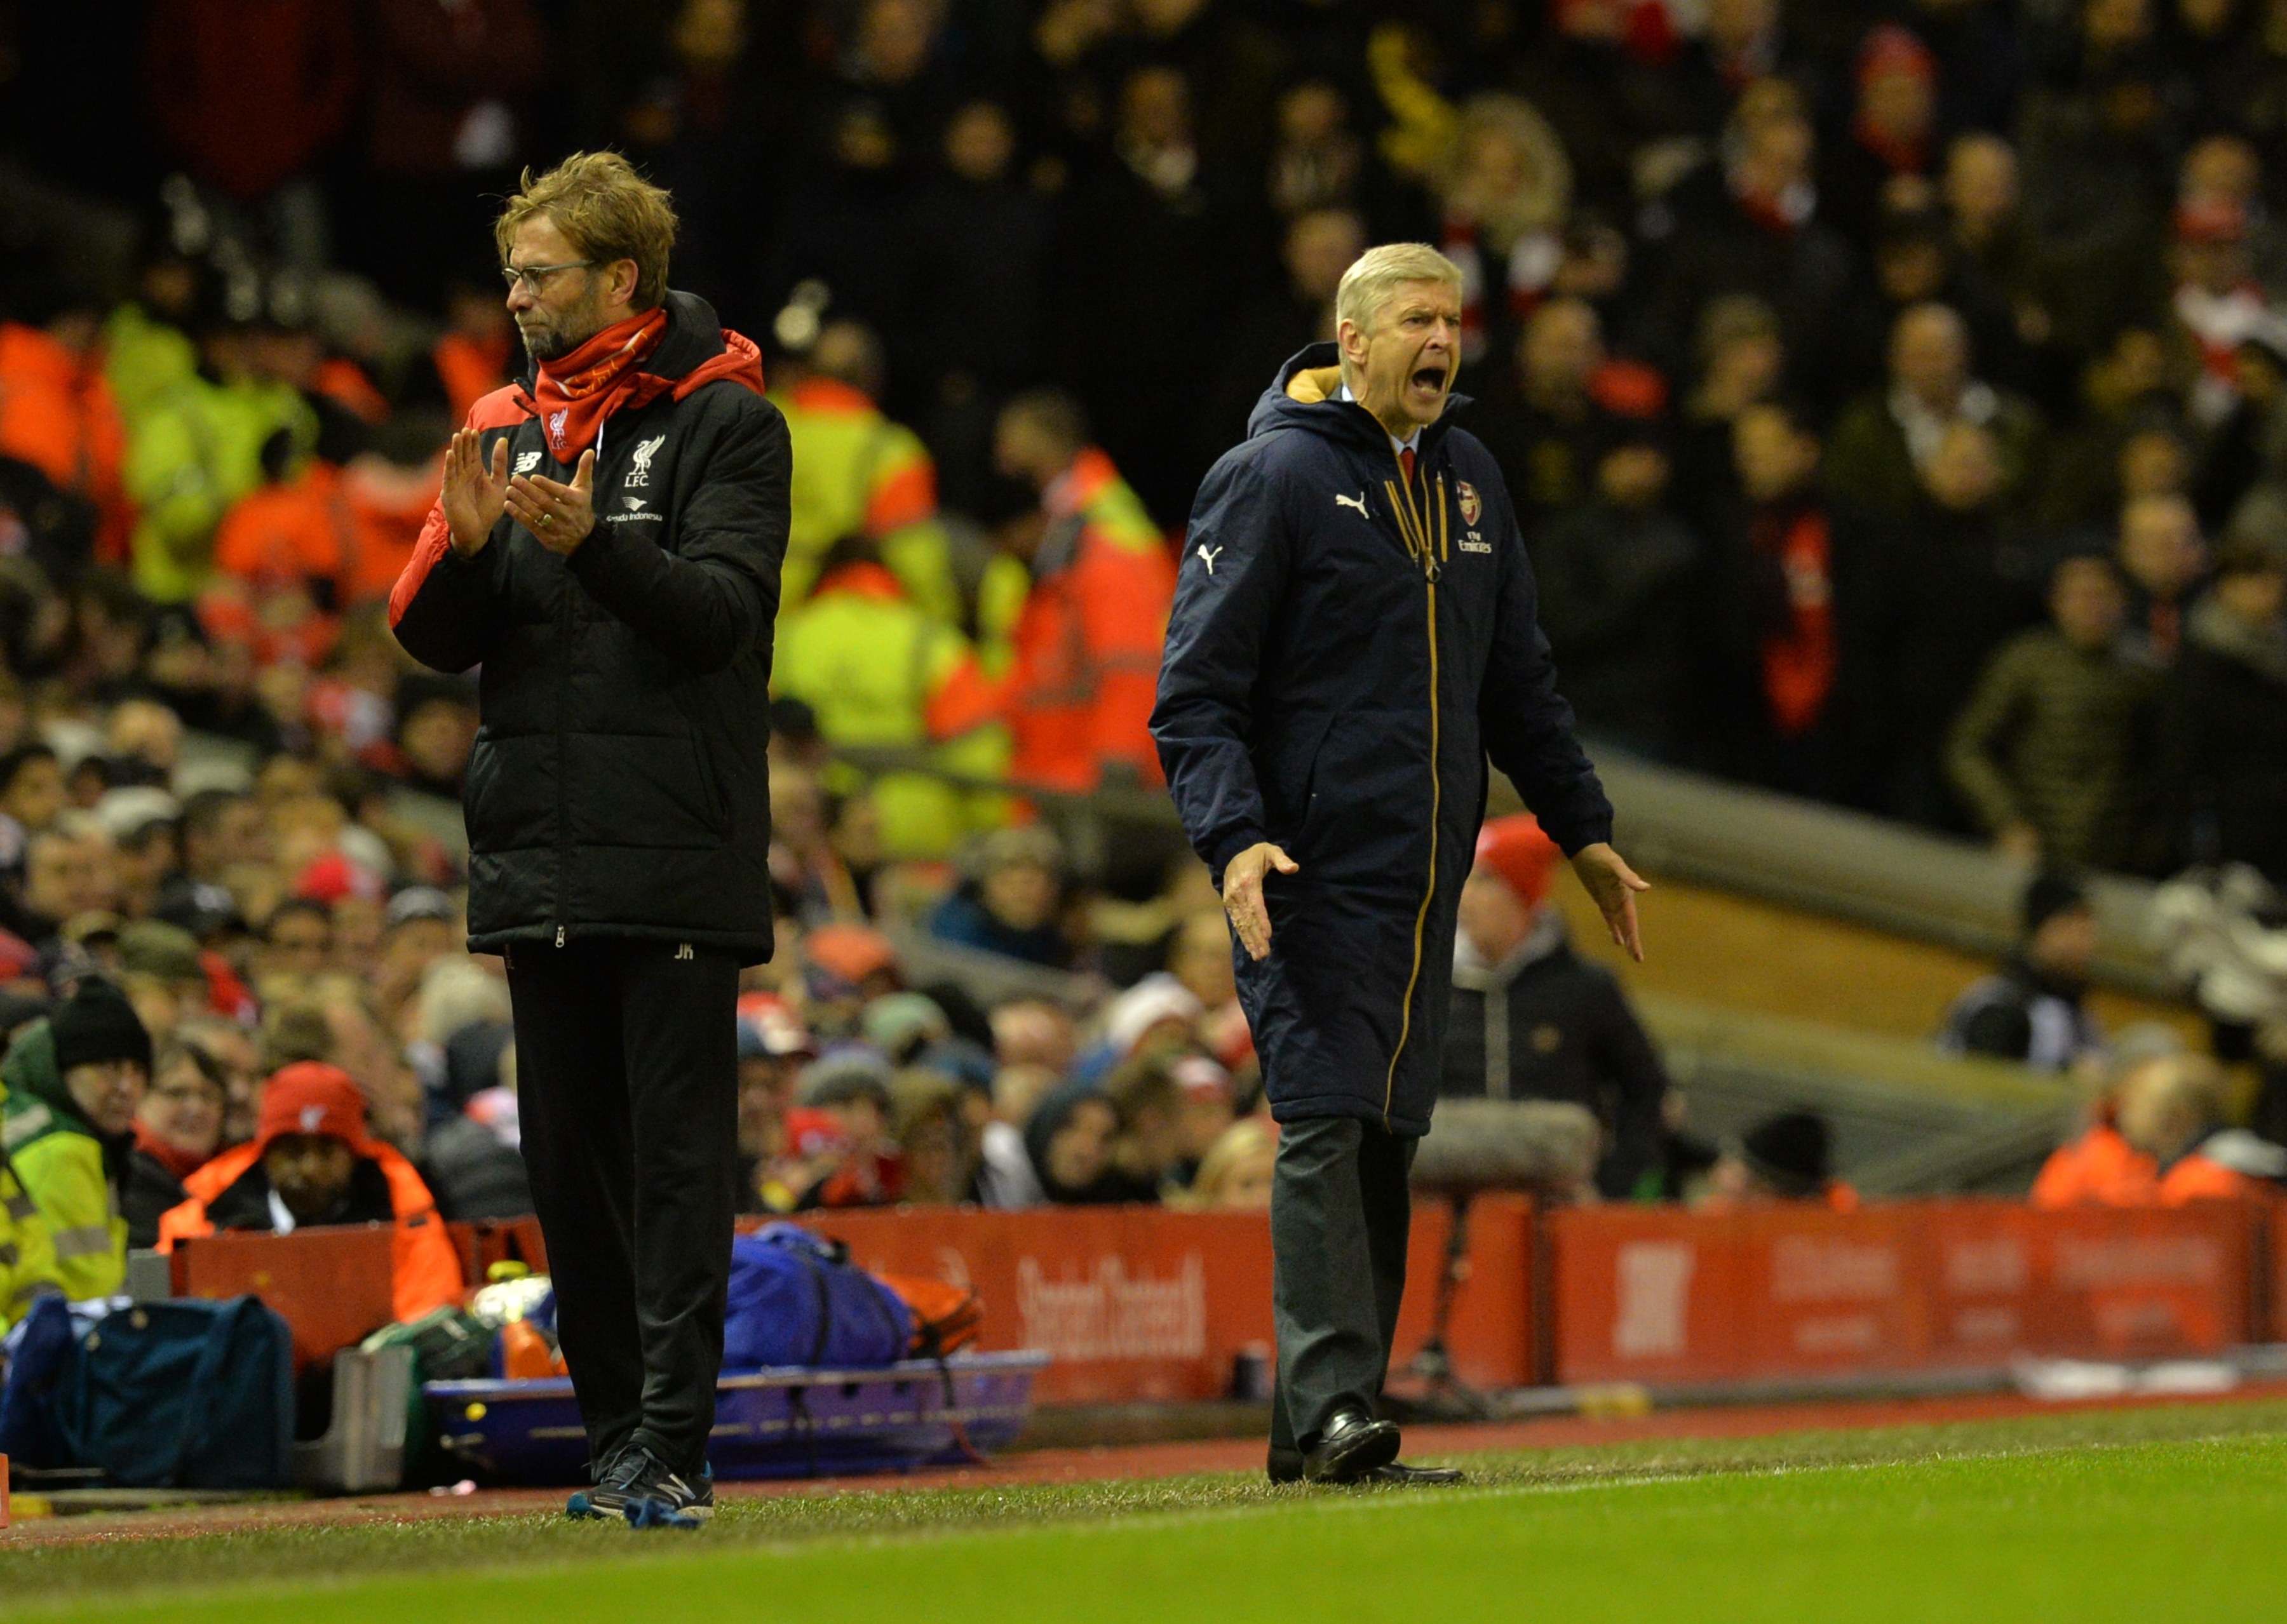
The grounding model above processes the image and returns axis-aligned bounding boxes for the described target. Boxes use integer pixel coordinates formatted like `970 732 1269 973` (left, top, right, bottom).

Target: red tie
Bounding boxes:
1399 446 1416 487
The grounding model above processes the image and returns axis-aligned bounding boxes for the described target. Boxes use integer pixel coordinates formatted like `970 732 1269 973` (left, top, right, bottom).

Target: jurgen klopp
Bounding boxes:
391 152 788 1526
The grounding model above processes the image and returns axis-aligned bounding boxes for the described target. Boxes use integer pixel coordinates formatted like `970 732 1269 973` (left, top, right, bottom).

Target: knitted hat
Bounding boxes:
2021 870 2089 939
804 923 899 988
797 1045 894 1112
50 976 154 1076
1474 814 1563 910
255 1061 377 1153
1740 1110 1831 1198
118 919 204 983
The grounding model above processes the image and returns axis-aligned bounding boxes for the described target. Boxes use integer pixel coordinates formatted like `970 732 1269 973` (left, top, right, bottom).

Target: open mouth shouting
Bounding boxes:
1405 360 1453 413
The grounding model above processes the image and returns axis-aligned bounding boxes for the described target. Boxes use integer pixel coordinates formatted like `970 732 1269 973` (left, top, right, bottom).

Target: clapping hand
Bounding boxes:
441 429 509 557
506 449 598 556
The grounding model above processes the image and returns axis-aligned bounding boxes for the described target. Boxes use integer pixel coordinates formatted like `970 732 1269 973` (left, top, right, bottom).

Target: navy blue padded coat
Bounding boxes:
1151 344 1614 1136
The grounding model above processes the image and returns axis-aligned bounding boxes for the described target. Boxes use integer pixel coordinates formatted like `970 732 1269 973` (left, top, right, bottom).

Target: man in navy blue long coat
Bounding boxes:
1152 243 1648 1484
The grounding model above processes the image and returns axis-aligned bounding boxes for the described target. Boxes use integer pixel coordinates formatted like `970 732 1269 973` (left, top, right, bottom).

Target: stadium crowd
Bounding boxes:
6 0 2287 1331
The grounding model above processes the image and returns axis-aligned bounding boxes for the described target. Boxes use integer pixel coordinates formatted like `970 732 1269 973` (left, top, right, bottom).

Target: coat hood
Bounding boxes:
1 1021 81 1139
1247 342 1473 454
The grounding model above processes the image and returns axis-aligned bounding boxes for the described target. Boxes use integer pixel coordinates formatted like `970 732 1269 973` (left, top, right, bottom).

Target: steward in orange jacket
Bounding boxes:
985 391 1175 793
2031 1119 2159 1207
157 1061 462 1324
0 318 132 561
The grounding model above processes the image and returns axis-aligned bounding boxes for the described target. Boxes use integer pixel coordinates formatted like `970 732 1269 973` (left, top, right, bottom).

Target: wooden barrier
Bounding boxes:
1551 1198 2258 1386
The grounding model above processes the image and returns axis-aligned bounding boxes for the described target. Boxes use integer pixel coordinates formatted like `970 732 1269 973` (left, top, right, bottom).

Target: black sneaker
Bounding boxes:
565 1447 649 1521
623 1458 713 1530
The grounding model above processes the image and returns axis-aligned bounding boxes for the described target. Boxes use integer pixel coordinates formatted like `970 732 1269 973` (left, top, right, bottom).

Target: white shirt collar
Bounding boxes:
1337 383 1422 457
267 1186 299 1235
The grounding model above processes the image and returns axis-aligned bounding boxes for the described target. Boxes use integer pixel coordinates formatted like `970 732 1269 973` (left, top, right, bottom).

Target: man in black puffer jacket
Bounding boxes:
391 153 787 1526
1154 243 1647 1487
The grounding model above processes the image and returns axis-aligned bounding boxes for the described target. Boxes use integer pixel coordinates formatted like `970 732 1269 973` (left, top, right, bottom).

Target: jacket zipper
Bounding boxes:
1379 463 1449 1127
550 421 601 953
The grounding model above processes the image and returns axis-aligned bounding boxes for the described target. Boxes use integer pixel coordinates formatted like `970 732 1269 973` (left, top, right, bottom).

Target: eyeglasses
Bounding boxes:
501 260 595 293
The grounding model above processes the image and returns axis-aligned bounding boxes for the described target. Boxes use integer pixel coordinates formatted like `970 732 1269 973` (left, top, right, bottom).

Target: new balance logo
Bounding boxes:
1334 492 1369 518
515 451 543 475
626 434 666 487
1196 543 1223 576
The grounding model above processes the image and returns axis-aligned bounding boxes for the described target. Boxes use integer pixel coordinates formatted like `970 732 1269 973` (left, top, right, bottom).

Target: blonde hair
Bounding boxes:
1334 243 1463 339
495 152 679 311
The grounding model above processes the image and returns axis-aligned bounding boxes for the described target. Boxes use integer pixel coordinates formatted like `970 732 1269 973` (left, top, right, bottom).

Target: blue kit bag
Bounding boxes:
46 1296 293 1488
722 1225 912 1371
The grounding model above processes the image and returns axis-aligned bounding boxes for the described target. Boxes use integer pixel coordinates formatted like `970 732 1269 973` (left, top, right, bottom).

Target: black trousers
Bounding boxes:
1265 1115 1417 1478
506 936 740 1479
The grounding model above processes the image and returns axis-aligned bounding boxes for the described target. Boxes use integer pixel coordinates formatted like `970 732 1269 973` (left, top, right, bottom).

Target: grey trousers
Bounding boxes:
1266 1115 1417 1476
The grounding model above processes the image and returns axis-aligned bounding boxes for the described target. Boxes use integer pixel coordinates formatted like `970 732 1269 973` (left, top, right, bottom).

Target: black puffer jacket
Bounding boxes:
391 291 789 962
1152 344 1613 1136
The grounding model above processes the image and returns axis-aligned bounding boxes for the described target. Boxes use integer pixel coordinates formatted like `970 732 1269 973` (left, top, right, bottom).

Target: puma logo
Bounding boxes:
1196 543 1223 575
1334 492 1370 518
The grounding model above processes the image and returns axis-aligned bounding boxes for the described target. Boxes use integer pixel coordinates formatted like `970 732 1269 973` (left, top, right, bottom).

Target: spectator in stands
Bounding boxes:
2113 1051 2287 1202
1433 94 1574 379
1824 303 2044 520
1873 419 2046 824
1703 399 1877 796
1946 553 2156 869
0 976 152 1301
2032 1027 2183 1207
2115 492 2209 668
156 1061 462 1324
1703 1109 1857 1210
985 389 1175 793
783 1047 903 1207
1940 871 2106 1071
1638 78 1869 413
0 745 65 845
769 320 957 622
929 826 1074 970
1176 1115 1276 1211
1477 299 1633 522
1673 295 1786 530
2162 535 2287 882
1532 433 1703 760
772 532 1006 861
890 1070 976 1204
123 1038 227 1247
1022 1080 1123 1204
1442 815 1670 1199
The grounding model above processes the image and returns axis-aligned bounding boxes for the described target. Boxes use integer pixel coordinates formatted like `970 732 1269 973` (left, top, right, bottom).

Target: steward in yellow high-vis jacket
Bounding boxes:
775 537 1008 859
0 979 153 1305
0 1102 60 1333
772 372 957 624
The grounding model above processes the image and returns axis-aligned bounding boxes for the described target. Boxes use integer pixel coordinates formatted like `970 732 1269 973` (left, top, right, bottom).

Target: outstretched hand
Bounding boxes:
506 449 597 556
1571 842 1650 962
1222 841 1299 962
441 429 508 556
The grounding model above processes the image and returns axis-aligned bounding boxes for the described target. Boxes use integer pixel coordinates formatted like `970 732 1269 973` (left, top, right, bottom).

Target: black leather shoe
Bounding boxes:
1302 1409 1402 1484
1364 1461 1465 1486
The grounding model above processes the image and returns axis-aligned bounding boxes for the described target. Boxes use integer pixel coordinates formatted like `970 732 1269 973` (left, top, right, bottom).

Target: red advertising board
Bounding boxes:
795 1197 1535 1405
1552 1200 2257 1386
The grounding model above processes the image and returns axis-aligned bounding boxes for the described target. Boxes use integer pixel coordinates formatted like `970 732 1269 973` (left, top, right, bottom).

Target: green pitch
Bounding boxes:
10 1400 2287 1623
